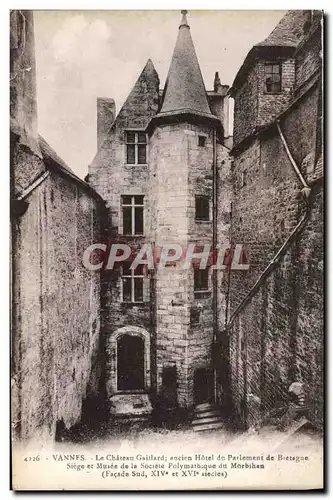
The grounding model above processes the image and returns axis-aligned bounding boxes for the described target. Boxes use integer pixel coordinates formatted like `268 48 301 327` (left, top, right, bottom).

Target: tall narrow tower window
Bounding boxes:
125 131 147 164
264 63 281 93
195 195 210 221
122 195 144 235
194 268 209 293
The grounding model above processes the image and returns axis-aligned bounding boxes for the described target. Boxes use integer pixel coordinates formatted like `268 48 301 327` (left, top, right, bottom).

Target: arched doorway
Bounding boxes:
107 326 151 396
117 334 145 391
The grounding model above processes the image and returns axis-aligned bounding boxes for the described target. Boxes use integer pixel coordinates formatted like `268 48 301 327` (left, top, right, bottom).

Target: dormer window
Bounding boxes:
264 63 281 94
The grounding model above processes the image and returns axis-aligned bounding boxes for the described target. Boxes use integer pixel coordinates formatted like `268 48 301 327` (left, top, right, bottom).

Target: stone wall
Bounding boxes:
89 60 159 399
149 122 231 408
227 19 323 429
257 58 295 127
233 65 258 146
12 172 104 441
228 184 323 428
295 17 322 95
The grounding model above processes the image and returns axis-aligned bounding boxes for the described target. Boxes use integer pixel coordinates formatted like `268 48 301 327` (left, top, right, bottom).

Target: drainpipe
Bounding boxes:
227 206 310 328
228 120 312 327
276 121 310 192
212 128 218 403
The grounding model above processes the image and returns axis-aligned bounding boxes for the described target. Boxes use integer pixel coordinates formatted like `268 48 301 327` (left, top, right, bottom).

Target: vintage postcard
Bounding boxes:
10 9 324 490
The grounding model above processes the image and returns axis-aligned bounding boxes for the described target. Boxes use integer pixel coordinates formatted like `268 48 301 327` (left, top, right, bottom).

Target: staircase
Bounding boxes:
109 393 152 430
191 403 225 432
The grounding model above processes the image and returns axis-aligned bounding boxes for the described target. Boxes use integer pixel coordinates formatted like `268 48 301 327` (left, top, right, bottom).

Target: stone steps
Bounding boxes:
193 421 225 432
109 393 153 430
191 403 225 432
192 415 223 426
194 409 221 419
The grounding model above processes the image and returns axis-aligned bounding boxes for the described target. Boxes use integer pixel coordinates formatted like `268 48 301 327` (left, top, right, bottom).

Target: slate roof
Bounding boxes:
230 10 312 94
256 10 311 48
158 11 214 119
38 135 103 202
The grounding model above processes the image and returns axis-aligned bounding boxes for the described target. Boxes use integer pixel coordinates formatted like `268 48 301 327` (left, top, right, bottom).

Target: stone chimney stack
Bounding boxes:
214 71 223 94
10 10 39 154
97 98 115 149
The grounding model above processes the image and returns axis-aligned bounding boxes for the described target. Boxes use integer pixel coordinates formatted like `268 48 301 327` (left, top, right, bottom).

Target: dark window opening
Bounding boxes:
125 131 147 164
280 219 285 235
194 368 214 405
161 366 178 408
198 135 206 147
121 195 144 235
194 268 209 292
264 63 281 93
195 195 210 221
190 307 200 325
241 170 247 188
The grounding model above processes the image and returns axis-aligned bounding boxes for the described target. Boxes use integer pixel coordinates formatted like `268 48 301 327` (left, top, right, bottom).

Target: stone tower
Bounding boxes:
148 11 227 409
89 10 232 419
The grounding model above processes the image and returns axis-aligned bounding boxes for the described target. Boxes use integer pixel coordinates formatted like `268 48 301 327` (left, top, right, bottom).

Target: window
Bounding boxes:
121 264 144 303
241 170 247 188
195 195 210 222
264 63 281 93
122 195 144 235
190 306 200 325
198 135 206 147
194 268 209 292
125 131 147 164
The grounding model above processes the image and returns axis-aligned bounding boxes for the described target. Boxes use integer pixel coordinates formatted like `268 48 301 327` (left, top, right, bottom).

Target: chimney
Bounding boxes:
97 98 115 149
10 10 39 154
214 71 223 94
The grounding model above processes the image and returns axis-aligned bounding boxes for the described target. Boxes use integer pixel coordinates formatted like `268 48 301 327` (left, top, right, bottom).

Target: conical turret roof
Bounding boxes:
159 10 213 118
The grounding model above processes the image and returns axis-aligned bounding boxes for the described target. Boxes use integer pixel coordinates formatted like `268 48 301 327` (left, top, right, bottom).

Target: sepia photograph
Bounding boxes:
10 8 324 490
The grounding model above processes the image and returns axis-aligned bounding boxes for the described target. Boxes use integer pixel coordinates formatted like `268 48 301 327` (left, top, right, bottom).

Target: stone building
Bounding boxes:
89 11 232 419
10 10 106 441
226 10 323 429
11 9 323 438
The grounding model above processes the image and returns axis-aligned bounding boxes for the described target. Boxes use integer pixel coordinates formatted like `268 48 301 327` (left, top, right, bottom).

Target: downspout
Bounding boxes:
212 128 218 403
228 207 309 328
227 120 312 328
276 121 310 190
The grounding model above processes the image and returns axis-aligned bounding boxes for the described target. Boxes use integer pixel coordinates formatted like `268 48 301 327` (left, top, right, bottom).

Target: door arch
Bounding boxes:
107 326 151 396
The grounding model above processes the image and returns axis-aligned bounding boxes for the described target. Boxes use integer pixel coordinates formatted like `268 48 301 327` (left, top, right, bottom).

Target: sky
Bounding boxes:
33 10 286 179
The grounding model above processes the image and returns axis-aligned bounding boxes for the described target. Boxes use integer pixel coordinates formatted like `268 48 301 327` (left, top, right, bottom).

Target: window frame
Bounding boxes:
121 264 145 303
198 135 207 147
194 268 210 294
195 195 211 222
121 195 144 236
125 130 148 165
264 62 282 94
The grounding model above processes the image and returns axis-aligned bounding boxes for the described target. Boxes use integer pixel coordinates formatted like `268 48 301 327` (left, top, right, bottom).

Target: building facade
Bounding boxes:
89 11 232 415
226 10 323 429
10 11 106 441
11 10 324 439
